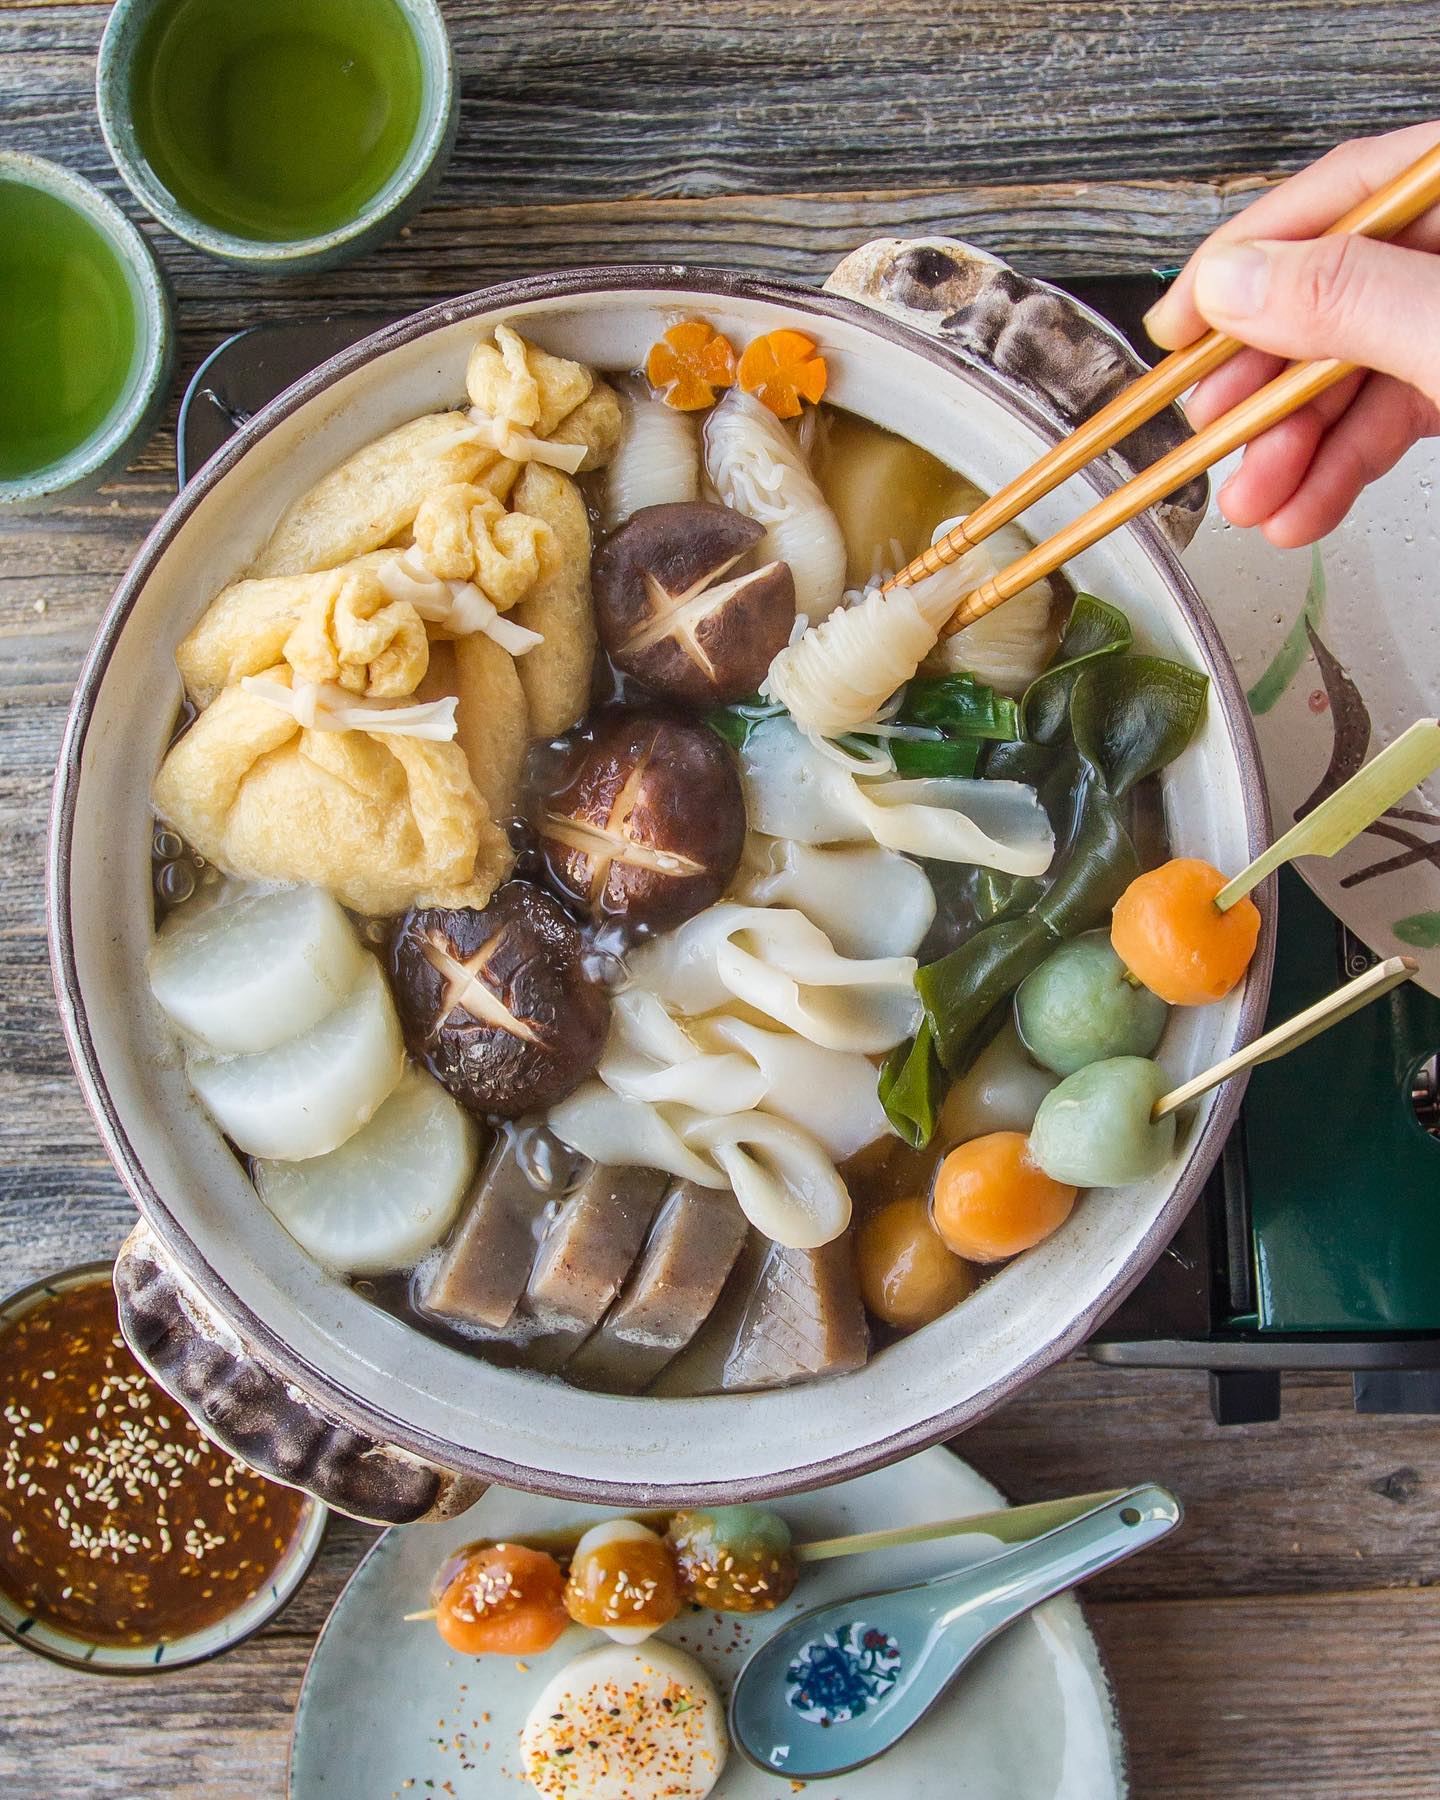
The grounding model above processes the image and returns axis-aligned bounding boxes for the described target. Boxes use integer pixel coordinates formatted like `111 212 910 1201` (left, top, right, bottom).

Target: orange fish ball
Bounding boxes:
930 1132 1078 1264
857 1197 975 1330
1111 858 1261 1007
436 1543 569 1656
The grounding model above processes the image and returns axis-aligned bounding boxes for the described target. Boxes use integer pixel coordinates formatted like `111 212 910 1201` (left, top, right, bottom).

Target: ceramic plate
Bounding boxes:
1186 438 1440 992
289 1447 1126 1798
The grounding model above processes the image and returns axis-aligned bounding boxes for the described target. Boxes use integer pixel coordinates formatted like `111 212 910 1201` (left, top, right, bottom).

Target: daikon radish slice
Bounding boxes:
148 885 365 1055
187 955 404 1161
255 1067 476 1274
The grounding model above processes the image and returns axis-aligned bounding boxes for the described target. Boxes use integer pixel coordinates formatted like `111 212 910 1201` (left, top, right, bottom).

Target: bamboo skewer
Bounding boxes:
878 137 1440 605
941 354 1354 633
403 1494 1143 1621
1151 955 1417 1121
1214 719 1440 910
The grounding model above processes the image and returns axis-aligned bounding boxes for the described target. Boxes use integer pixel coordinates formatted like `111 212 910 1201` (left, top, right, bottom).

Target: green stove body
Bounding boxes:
1245 870 1440 1334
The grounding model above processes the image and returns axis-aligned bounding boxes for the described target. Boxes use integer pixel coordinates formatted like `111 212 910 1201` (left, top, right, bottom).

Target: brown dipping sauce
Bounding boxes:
0 1278 308 1646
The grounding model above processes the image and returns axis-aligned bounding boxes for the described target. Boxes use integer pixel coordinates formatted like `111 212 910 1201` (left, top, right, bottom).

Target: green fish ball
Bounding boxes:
1029 1056 1176 1189
1015 932 1169 1077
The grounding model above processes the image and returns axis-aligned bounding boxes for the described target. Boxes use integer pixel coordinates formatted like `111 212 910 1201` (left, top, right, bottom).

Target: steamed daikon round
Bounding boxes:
148 886 366 1054
255 1067 477 1274
520 1640 727 1800
187 955 404 1161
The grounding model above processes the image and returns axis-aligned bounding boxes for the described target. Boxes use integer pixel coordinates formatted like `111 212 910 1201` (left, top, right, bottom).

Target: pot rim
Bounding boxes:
47 263 1275 1503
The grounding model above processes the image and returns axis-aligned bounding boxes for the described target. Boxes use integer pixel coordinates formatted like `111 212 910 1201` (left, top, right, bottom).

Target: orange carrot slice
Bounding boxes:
645 319 738 411
736 329 828 419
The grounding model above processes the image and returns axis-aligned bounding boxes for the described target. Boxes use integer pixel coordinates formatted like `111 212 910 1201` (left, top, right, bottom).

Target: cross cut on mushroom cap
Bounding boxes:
593 502 797 705
625 552 747 664
421 929 544 1046
542 733 705 911
391 884 610 1117
536 709 747 933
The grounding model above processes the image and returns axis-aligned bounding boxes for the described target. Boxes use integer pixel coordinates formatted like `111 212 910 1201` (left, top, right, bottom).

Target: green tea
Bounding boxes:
0 182 143 483
130 0 426 244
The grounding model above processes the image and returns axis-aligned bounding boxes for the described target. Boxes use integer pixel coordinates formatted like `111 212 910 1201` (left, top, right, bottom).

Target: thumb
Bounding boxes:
1192 234 1440 406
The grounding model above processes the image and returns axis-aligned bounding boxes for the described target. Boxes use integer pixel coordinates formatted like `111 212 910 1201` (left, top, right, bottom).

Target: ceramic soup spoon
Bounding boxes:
729 1482 1180 1780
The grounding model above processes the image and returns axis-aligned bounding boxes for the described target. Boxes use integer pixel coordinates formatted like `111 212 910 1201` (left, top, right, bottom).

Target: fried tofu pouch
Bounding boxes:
508 464 596 737
178 487 555 707
466 323 622 470
418 635 529 829
175 562 430 706
153 674 512 917
410 482 552 605
157 326 622 911
250 413 518 579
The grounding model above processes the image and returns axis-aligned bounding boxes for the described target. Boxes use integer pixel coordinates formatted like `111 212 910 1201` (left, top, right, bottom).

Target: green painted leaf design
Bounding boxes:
1247 543 1326 715
1392 911 1440 950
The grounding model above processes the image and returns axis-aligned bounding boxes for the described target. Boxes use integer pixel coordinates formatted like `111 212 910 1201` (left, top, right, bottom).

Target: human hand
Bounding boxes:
1143 121 1440 547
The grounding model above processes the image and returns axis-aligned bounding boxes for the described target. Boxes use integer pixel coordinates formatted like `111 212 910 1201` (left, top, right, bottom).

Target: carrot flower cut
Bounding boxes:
737 329 829 419
645 319 739 411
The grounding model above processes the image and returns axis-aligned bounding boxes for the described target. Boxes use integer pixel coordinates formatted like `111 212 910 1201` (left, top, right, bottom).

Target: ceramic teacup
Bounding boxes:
0 153 172 512
95 0 458 274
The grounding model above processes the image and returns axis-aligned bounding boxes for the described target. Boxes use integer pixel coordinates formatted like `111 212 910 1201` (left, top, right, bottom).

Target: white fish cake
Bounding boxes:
519 1641 727 1800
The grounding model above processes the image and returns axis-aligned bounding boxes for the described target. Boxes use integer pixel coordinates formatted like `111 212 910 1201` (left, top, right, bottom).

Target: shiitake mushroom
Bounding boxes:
391 882 609 1117
592 501 796 705
535 707 745 932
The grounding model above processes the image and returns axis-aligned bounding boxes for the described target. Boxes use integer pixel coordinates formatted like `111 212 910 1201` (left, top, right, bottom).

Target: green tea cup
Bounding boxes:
0 153 173 512
96 0 458 274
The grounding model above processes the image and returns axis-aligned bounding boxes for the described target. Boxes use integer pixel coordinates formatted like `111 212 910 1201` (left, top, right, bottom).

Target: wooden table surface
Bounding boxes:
2 4 1438 1795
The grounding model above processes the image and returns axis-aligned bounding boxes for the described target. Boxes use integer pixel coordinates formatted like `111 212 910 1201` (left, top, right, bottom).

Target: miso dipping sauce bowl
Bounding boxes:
0 1260 329 1676
95 0 459 274
0 153 173 512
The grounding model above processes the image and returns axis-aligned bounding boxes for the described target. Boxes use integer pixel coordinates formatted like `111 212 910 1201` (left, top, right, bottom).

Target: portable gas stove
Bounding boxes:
176 280 1440 1427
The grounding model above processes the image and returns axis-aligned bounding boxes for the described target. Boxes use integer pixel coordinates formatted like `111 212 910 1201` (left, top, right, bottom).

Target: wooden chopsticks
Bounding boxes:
881 138 1440 631
940 352 1353 631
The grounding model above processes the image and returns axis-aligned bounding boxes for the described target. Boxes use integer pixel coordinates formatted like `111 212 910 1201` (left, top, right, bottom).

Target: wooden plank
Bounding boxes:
960 1360 1440 1601
0 1 1434 204
1091 1590 1440 1797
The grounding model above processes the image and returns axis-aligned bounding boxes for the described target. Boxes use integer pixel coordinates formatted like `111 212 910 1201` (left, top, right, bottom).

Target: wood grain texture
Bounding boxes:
2 0 1436 204
2 1 1439 1795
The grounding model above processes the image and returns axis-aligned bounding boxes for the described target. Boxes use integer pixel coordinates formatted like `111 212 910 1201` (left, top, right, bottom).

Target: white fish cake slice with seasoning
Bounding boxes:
519 1640 727 1800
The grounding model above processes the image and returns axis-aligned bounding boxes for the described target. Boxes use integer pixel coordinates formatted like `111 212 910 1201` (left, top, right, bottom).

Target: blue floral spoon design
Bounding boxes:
730 1483 1180 1780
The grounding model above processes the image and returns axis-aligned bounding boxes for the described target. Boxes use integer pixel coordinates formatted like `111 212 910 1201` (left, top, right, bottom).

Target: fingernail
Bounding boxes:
1193 243 1271 319
1140 298 1172 345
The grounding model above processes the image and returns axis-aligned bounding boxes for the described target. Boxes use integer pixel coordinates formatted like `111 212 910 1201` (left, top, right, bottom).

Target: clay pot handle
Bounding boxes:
824 237 1208 554
113 1221 486 1527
